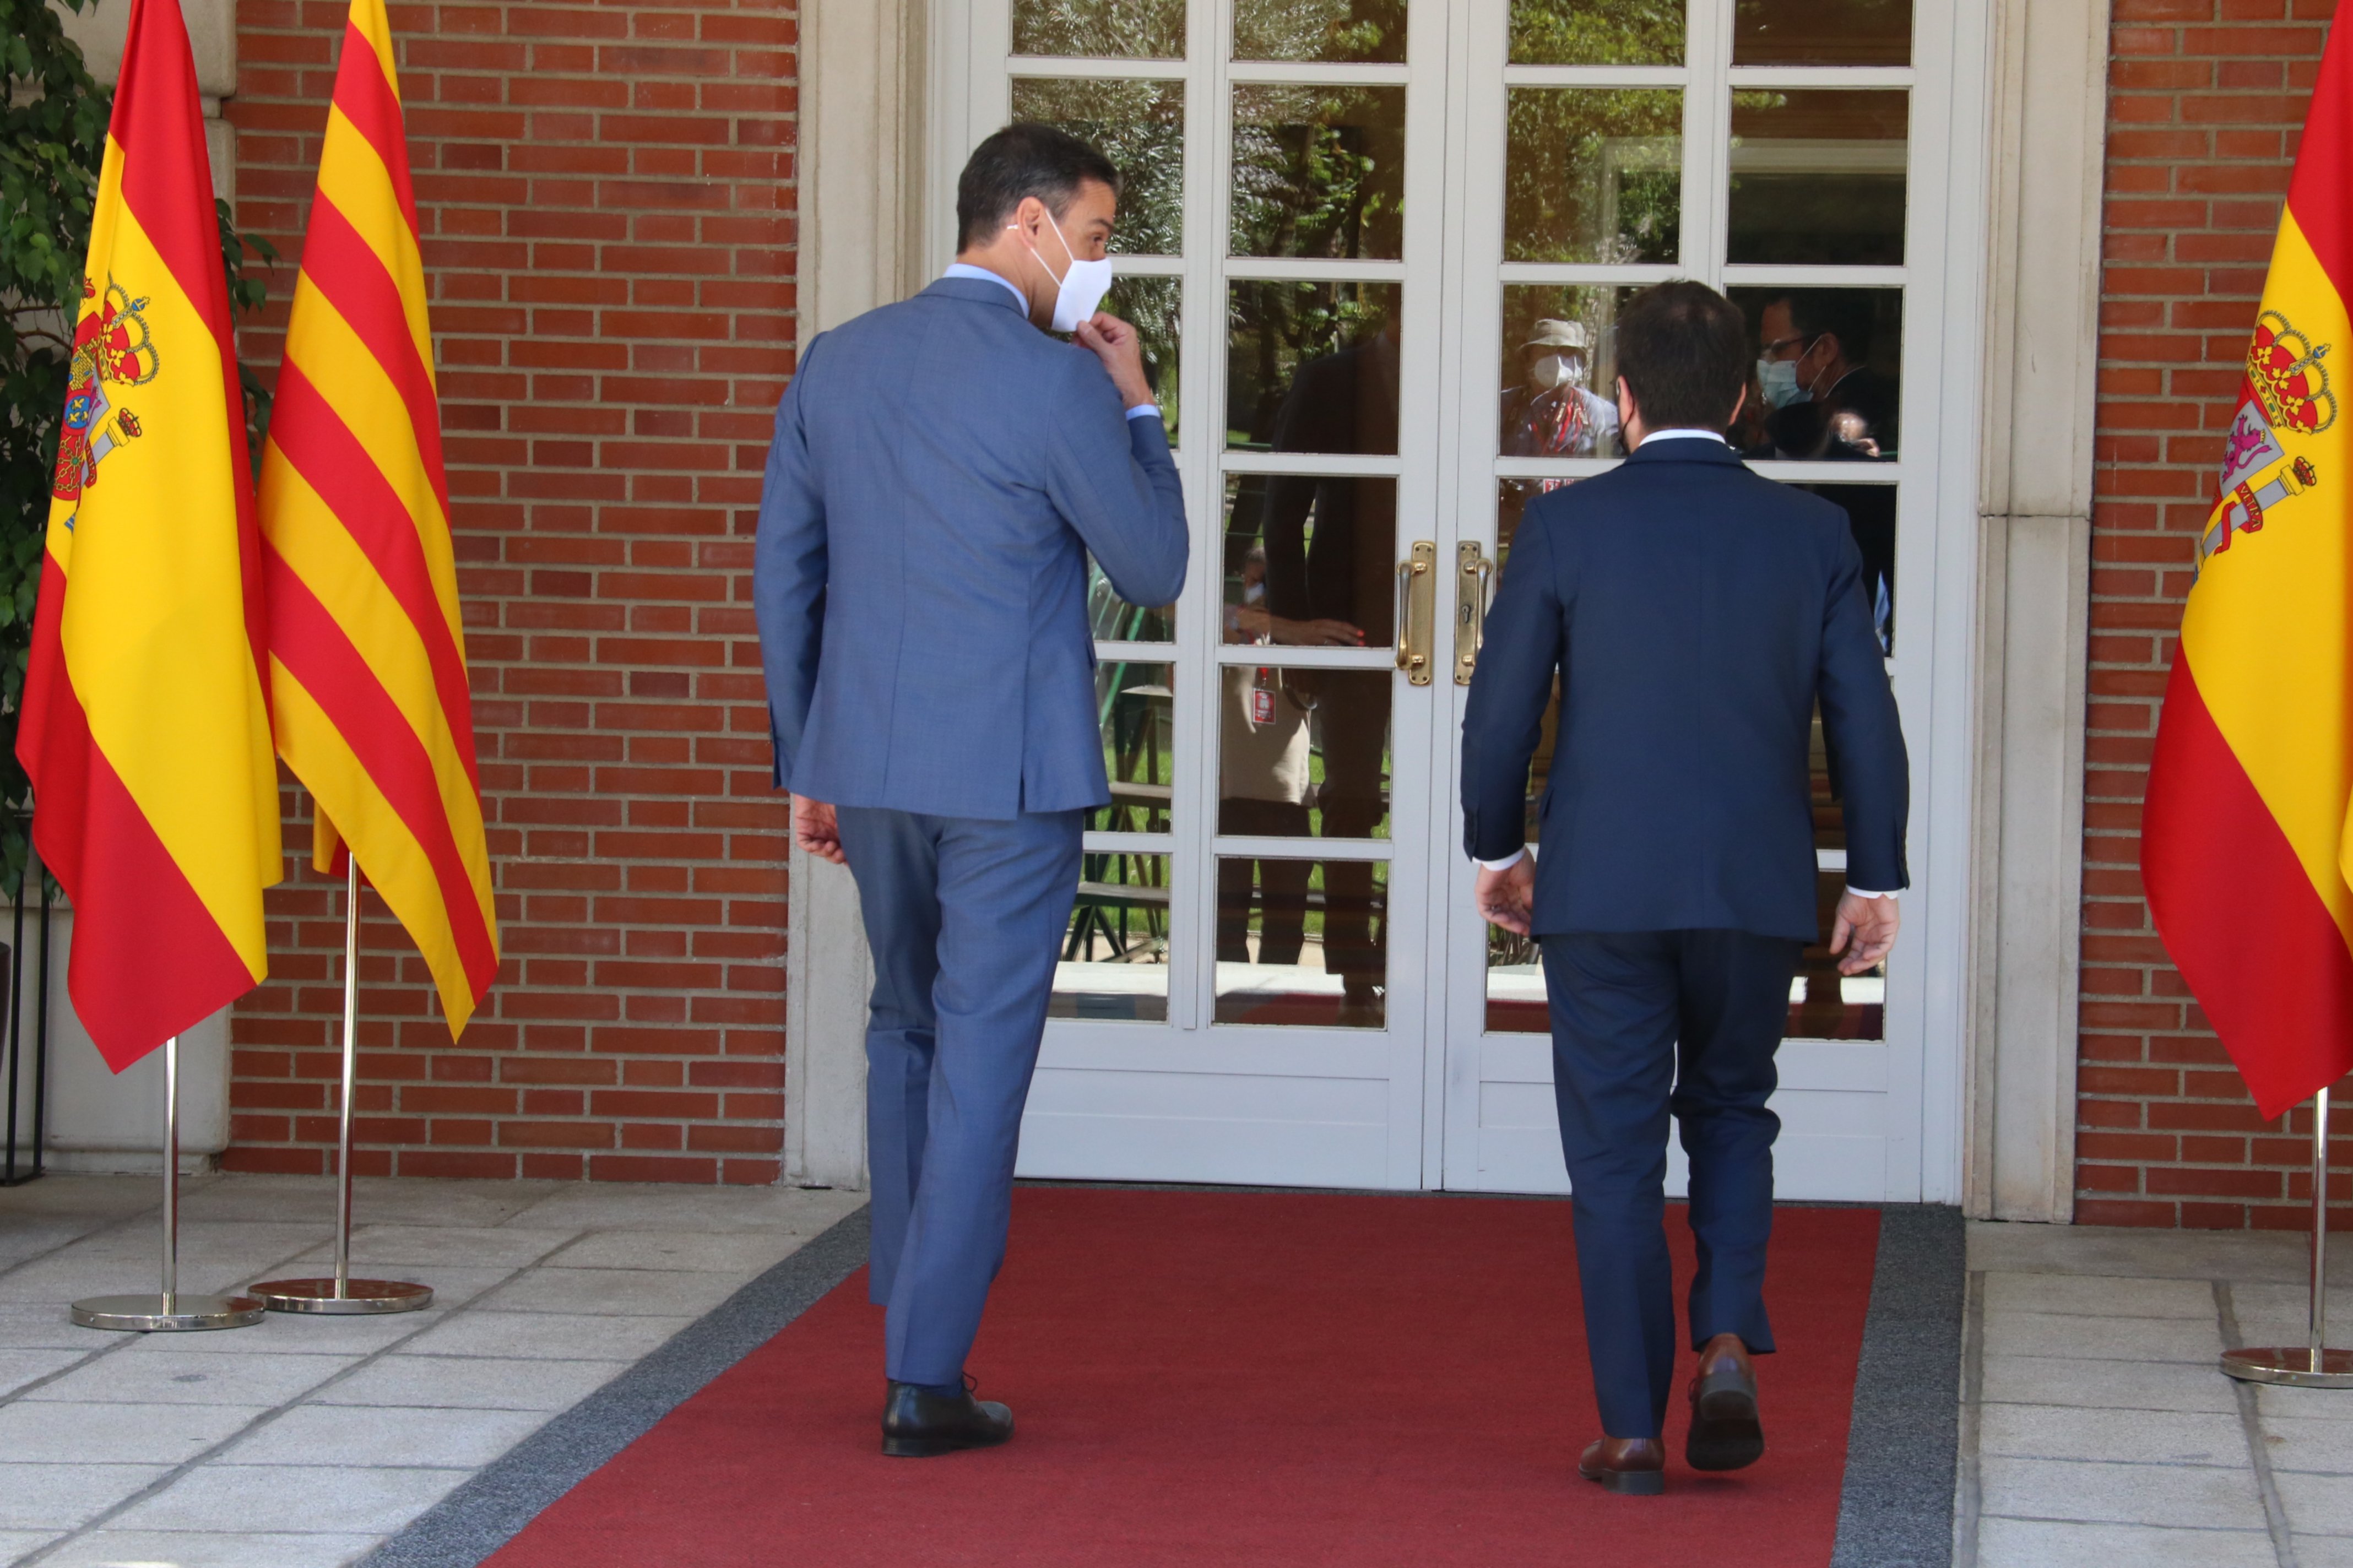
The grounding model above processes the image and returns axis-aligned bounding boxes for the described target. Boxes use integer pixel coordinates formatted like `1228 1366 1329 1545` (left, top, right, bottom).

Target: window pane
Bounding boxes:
1055 851 1172 1022
1510 0 1683 66
1089 563 1175 642
1015 0 1185 58
1727 90 1907 267
1092 662 1175 834
1734 0 1910 67
1506 89 1680 265
1215 856 1386 1027
1230 85 1407 261
1218 666 1390 840
1011 79 1186 258
1234 0 1407 62
1225 475 1394 649
1798 484 1896 652
1227 281 1401 453
1729 285 1902 463
1500 284 1634 458
1108 274 1182 442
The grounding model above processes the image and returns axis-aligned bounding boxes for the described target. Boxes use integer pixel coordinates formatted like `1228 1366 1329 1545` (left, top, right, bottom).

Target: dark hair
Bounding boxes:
1782 289 1875 363
1614 280 1750 429
956 123 1123 251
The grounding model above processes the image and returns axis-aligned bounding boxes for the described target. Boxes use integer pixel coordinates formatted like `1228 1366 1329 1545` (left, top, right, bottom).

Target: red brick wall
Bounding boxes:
221 0 798 1182
2082 0 2345 1227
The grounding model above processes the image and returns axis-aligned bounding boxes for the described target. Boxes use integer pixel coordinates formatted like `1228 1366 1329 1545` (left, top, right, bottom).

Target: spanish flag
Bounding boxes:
18 0 283 1072
2144 24 2353 1120
257 0 499 1035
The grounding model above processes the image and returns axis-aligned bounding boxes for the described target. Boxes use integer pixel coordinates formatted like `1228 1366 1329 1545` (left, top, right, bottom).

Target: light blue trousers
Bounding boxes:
835 805 1084 1388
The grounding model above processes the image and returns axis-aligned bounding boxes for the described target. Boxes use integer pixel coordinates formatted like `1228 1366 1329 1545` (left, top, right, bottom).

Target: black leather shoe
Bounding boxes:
880 1379 1014 1458
1685 1333 1765 1472
1578 1436 1666 1495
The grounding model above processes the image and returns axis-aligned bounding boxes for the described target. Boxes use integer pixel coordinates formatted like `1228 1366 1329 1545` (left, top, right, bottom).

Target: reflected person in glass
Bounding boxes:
1259 316 1398 1023
1502 318 1623 460
1745 291 1899 461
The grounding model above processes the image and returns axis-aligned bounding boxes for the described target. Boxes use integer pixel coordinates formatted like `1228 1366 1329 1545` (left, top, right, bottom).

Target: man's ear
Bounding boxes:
1615 375 1635 425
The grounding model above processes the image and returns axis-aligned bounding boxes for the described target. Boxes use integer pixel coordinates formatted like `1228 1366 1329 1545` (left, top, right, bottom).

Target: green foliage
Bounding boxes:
0 0 277 894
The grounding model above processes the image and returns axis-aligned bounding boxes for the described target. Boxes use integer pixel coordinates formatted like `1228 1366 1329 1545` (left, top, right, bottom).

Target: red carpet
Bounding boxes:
487 1188 1878 1567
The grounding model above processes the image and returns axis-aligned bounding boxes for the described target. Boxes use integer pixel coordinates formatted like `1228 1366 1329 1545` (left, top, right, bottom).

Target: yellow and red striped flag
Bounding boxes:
18 0 283 1071
257 0 499 1034
2144 23 2353 1119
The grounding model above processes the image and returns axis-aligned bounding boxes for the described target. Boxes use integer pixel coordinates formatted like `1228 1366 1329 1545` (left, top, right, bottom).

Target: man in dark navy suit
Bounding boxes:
1460 280 1908 1495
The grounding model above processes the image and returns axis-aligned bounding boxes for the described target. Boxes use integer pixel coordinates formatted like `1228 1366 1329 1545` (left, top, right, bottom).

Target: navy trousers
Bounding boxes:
835 805 1085 1389
1541 929 1803 1439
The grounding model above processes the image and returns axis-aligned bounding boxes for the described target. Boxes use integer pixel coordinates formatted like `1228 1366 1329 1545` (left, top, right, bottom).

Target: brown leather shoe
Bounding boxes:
1578 1436 1666 1495
1686 1332 1765 1472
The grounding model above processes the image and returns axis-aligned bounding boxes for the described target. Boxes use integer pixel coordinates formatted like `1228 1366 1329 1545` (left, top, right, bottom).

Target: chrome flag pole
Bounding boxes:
250 860 432 1315
2224 1088 2353 1387
71 1038 264 1331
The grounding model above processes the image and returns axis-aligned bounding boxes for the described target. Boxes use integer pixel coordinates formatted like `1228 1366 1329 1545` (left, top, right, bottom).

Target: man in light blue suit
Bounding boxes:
754 124 1188 1457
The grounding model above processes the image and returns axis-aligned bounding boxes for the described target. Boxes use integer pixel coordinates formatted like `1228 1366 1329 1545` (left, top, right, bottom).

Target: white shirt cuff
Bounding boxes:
1126 404 1161 421
1475 848 1527 872
1846 886 1899 900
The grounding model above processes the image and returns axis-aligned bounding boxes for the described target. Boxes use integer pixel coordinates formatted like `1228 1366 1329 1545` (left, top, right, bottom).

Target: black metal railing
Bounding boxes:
1 874 53 1186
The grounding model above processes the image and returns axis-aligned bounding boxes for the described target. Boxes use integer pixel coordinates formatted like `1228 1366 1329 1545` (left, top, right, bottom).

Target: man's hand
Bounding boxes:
1476 855 1537 936
1829 891 1900 976
792 794 846 867
1074 311 1156 410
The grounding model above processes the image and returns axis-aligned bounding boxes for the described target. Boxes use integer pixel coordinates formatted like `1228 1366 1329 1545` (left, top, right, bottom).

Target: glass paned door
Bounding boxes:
1438 0 1948 1201
940 0 1962 1201
966 0 1448 1189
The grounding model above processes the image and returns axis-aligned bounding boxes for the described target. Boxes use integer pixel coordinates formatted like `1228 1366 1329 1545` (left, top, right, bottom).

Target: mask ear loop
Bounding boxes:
1007 205 1078 290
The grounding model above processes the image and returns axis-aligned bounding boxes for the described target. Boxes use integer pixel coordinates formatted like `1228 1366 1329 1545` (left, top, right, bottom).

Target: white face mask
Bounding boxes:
1531 352 1584 392
1758 356 1808 409
1012 208 1116 333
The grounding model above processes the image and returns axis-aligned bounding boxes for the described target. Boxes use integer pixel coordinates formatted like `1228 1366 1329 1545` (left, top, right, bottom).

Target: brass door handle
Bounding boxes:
1395 540 1437 687
1455 541 1494 685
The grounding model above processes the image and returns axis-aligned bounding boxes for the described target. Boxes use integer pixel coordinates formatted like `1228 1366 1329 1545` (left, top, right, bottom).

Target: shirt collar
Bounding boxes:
1636 428 1729 446
942 263 1029 314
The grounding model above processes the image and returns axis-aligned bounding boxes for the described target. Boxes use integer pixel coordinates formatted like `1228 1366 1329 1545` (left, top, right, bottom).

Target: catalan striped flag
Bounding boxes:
18 0 283 1072
2143 22 2353 1119
257 0 499 1035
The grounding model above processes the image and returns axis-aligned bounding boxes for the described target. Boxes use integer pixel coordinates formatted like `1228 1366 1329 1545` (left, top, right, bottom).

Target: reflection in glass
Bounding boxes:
1734 0 1910 67
1089 562 1175 642
1730 286 1901 462
1015 0 1186 59
1225 475 1395 649
1505 89 1680 265
1216 667 1390 840
1054 852 1171 1022
1799 484 1897 653
1215 856 1386 1027
1011 79 1185 257
1231 85 1406 260
1509 0 1683 66
1227 282 1401 452
1727 90 1908 267
1091 662 1174 834
1499 285 1635 458
1107 274 1182 442
1234 0 1407 63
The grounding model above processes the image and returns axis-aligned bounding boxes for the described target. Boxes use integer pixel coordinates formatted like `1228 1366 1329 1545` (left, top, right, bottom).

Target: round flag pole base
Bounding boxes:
71 1293 266 1332
2222 1347 2353 1388
248 1277 434 1315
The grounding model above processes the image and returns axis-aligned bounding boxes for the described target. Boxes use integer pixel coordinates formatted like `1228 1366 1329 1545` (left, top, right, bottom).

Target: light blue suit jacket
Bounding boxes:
755 276 1190 820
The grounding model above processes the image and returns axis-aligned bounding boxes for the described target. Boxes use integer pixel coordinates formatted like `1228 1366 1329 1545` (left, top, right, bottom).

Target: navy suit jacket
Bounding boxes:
755 278 1189 820
1460 438 1909 942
